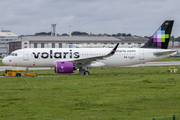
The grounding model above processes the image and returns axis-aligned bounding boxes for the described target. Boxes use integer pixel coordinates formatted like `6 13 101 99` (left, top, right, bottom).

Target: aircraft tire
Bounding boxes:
84 71 90 75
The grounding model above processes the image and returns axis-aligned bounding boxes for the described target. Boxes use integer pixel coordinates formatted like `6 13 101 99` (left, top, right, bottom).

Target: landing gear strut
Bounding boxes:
26 68 29 73
79 66 90 75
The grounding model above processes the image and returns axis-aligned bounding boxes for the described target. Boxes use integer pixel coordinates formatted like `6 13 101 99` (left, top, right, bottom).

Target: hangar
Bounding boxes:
0 30 18 57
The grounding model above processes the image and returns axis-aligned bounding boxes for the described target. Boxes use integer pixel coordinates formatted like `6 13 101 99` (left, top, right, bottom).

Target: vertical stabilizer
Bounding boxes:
141 20 174 49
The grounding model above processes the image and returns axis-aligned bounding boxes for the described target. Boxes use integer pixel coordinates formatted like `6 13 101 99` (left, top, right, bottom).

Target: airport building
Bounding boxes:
0 30 18 57
8 36 148 53
3 24 180 54
168 40 179 47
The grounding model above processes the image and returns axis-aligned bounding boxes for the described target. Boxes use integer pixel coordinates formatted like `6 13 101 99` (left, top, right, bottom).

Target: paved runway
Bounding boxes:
0 66 52 71
129 61 180 67
0 61 180 71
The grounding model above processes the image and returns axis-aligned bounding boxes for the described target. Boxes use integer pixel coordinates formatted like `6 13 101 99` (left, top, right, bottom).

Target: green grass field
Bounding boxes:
0 60 6 66
1 66 180 120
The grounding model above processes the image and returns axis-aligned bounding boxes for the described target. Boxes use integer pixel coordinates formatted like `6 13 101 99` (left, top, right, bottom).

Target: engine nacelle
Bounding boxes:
55 61 73 73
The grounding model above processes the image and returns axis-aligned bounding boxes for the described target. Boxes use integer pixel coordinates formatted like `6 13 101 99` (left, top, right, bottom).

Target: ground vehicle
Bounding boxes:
3 70 37 77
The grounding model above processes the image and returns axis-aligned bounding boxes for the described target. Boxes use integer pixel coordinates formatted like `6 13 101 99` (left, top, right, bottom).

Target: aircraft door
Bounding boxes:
23 50 29 60
139 50 144 60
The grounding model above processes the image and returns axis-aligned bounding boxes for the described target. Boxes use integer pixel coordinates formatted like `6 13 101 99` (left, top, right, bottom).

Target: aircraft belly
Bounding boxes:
16 58 54 67
32 59 54 67
87 62 105 68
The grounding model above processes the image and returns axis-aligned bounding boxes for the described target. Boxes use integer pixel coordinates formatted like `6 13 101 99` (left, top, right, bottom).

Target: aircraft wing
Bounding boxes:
72 43 119 67
153 50 177 56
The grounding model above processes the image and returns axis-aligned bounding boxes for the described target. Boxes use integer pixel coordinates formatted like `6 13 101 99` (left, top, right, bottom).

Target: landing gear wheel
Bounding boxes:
84 71 90 75
79 66 90 75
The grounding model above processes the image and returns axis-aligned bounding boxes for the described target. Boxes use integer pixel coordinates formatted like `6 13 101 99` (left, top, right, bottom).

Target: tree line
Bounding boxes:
34 31 132 37
34 31 180 40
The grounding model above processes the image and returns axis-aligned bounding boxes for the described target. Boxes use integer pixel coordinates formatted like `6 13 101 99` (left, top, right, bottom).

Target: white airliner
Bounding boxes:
2 20 177 75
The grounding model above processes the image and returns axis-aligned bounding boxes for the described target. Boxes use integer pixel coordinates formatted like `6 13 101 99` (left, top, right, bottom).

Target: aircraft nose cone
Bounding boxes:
2 57 7 65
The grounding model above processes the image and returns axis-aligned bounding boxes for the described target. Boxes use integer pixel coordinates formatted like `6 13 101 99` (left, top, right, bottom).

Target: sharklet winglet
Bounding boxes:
110 43 119 54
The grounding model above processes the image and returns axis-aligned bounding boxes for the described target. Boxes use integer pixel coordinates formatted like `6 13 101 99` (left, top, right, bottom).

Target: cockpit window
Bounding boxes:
9 53 18 56
9 53 14 56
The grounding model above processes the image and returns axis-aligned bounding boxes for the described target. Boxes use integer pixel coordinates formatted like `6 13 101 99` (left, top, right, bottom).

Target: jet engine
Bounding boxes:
54 61 74 73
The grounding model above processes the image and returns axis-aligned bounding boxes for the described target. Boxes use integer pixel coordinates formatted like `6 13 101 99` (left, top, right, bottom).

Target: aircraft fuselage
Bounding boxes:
2 48 175 68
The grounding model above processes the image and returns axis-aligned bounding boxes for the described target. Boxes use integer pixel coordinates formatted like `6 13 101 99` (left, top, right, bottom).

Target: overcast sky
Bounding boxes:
0 0 180 37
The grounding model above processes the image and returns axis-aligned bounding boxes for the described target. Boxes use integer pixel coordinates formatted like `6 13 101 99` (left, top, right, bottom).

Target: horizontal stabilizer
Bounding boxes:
153 50 177 56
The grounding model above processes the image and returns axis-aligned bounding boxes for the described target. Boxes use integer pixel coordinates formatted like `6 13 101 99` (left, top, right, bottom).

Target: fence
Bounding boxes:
152 115 179 120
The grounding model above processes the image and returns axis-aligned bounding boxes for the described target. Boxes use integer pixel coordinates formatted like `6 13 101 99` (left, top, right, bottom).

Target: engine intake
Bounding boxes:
55 61 73 73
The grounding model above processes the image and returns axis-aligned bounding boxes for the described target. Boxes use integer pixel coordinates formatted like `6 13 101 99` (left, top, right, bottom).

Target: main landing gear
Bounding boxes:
79 66 90 75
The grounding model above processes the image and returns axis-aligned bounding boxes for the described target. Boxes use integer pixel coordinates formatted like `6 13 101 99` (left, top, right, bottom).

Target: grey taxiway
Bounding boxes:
0 61 180 71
